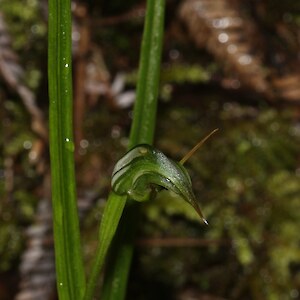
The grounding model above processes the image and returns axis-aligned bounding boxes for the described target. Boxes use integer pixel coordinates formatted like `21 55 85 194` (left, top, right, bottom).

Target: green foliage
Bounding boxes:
99 1 166 299
1 0 46 50
2 1 300 299
126 63 214 86
4 100 35 157
83 193 126 300
126 63 216 101
48 0 85 298
0 100 37 271
160 64 213 85
1 0 47 90
0 223 22 271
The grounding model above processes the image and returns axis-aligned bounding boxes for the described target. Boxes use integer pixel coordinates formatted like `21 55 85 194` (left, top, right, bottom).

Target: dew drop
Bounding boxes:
64 138 75 152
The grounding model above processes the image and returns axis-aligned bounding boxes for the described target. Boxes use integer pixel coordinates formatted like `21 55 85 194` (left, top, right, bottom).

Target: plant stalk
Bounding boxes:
48 0 86 298
101 0 166 299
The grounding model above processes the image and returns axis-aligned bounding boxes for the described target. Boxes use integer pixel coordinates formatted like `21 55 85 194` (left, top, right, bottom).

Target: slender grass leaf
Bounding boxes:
101 0 166 299
48 0 85 298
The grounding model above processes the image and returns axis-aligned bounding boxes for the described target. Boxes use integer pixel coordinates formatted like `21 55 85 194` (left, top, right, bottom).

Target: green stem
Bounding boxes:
83 193 127 300
129 0 165 146
101 202 139 300
101 0 166 299
48 0 85 299
83 0 165 299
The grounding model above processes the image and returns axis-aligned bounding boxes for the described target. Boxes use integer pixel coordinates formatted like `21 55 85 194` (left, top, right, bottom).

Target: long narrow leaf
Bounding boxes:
83 1 165 299
100 202 139 300
83 193 126 300
101 0 166 298
48 1 86 299
129 0 165 147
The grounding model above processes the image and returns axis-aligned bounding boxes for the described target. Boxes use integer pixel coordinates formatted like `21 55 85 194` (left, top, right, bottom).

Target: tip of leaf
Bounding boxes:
193 204 208 225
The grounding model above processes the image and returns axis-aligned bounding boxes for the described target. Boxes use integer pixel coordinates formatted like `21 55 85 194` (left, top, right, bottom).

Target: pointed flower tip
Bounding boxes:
202 218 209 226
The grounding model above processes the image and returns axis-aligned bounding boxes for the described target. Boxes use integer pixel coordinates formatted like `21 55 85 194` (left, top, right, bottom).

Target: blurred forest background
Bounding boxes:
0 0 300 299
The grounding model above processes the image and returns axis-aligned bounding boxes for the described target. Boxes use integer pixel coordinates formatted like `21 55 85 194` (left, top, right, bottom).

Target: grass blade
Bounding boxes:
101 0 166 298
48 0 86 298
83 193 127 300
129 0 166 147
83 0 165 298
